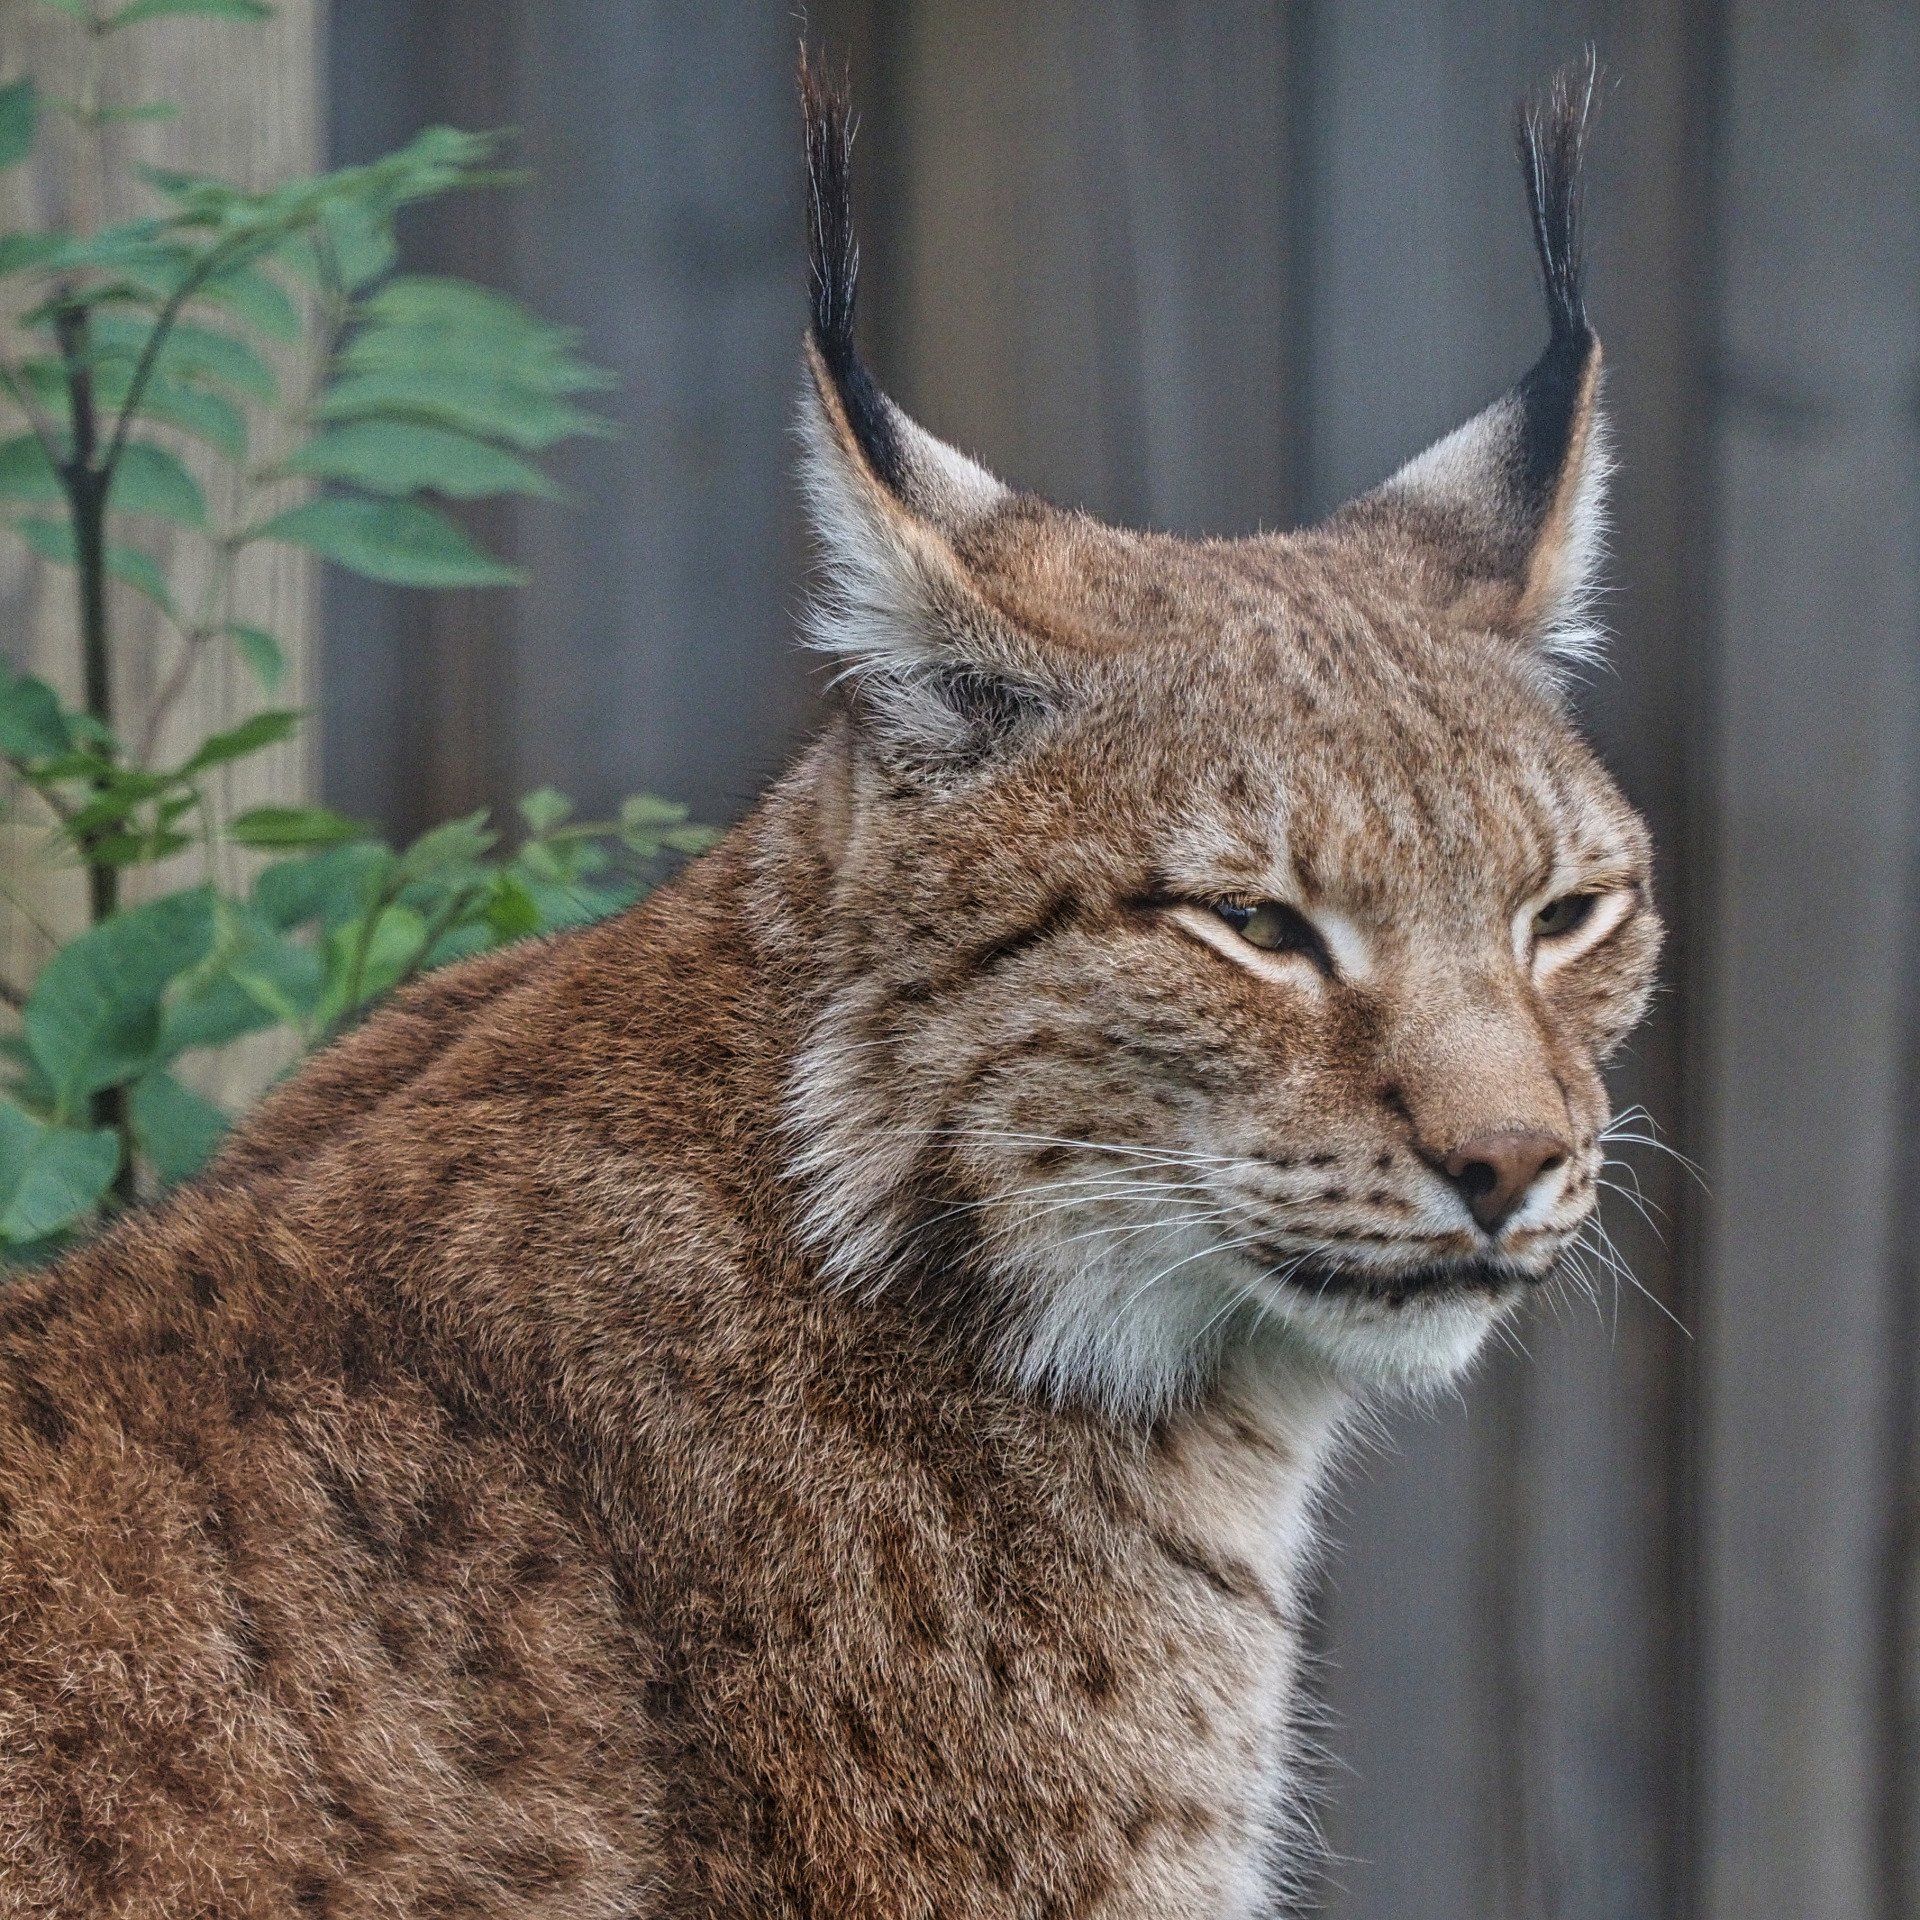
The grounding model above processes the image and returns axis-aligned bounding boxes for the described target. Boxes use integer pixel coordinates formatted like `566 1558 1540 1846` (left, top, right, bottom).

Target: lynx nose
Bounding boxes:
1435 1130 1569 1233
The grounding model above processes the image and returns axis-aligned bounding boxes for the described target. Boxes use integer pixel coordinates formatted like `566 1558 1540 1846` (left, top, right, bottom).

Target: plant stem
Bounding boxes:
52 300 131 1188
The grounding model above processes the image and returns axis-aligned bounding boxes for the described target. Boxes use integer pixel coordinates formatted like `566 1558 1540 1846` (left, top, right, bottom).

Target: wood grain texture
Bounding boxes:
0 2 320 1109
1696 5 1920 1916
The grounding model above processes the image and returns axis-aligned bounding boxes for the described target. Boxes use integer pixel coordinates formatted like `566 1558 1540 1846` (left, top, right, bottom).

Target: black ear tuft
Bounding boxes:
1351 54 1611 671
1516 51 1598 349
1510 52 1603 509
797 44 905 496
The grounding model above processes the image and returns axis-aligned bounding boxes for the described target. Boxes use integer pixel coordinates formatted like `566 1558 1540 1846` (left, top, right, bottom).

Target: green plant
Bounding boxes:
0 1 708 1259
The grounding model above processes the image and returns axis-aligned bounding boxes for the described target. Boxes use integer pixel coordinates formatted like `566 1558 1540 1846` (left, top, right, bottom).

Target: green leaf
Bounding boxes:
59 98 180 127
517 787 573 835
11 516 178 615
0 434 61 507
197 261 301 341
90 313 279 405
228 623 284 691
315 367 608 453
110 442 208 526
322 901 427 1022
286 421 560 501
127 373 248 462
278 199 396 295
0 233 67 278
129 1070 226 1184
12 218 173 280
619 794 691 829
485 872 542 941
399 811 495 881
24 888 217 1114
178 708 299 774
253 841 391 930
0 667 72 760
256 495 524 588
66 764 178 835
159 907 322 1053
0 1103 119 1243
105 0 274 27
229 803 366 850
0 79 39 171
357 278 615 391
523 878 633 932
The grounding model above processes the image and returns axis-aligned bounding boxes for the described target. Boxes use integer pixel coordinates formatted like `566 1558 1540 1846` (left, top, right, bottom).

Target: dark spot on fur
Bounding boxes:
1077 1646 1119 1703
1119 1796 1162 1849
189 1268 222 1310
1174 1797 1217 1841
835 1695 883 1770
462 1722 527 1783
984 1640 1015 1695
226 1599 272 1676
1150 1529 1284 1623
13 1367 69 1449
291 1870 335 1913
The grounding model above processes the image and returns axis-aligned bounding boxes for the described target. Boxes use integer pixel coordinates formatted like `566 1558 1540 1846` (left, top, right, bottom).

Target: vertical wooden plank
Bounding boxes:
0 2 321 1108
324 0 518 834
329 0 810 832
1697 5 1920 1916
1894 926 1920 1917
1293 5 1702 1916
497 3 809 825
1512 8 1717 1919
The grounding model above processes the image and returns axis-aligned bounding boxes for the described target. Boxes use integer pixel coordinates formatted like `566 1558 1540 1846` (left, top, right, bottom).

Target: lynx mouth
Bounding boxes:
1246 1248 1535 1309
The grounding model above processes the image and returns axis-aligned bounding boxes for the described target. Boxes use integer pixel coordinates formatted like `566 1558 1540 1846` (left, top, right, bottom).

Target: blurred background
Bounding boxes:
6 2 1915 1916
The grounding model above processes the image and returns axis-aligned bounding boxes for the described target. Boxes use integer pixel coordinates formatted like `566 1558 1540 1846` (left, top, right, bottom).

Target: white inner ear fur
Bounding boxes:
1383 390 1613 673
796 378 1023 756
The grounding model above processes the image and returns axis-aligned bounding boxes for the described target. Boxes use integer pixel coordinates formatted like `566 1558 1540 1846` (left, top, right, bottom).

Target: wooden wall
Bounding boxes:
0 1 321 1110
327 3 1920 1915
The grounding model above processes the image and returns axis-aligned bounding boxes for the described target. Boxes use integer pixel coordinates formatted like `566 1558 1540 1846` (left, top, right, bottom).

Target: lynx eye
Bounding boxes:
1211 900 1334 973
1533 892 1599 941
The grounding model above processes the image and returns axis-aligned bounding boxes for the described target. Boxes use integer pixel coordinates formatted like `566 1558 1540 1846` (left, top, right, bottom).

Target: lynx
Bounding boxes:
0 54 1656 1919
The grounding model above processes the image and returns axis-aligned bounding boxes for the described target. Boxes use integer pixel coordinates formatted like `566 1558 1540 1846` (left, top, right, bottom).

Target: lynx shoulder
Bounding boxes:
0 55 1654 1918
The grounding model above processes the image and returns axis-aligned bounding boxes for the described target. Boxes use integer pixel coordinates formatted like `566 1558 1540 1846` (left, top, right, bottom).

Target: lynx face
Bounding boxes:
786 58 1658 1415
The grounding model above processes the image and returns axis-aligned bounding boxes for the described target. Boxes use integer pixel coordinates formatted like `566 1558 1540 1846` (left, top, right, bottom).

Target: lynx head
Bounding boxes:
780 53 1658 1417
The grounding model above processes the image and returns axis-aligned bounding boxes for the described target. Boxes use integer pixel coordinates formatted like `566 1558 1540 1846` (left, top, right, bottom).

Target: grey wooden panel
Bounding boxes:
324 0 520 831
1292 6 1700 1916
1696 4 1920 1915
854 0 1294 538
501 2 812 824
327 0 811 831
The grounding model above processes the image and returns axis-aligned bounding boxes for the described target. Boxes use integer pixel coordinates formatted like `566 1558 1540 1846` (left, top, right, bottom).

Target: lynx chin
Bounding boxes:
0 51 1655 1919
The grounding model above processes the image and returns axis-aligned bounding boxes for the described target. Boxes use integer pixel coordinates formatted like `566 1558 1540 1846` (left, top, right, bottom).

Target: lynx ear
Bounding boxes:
795 49 1057 769
1355 58 1610 671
